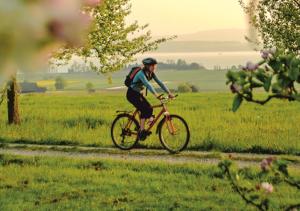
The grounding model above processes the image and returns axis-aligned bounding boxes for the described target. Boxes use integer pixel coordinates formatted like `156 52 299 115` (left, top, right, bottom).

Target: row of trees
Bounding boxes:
65 59 206 73
157 59 206 70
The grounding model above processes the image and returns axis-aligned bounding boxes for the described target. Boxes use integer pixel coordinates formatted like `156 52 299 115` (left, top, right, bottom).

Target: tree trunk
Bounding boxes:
7 75 20 125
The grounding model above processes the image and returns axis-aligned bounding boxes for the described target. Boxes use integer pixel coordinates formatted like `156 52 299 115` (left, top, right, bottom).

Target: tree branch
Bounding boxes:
225 168 266 211
243 94 295 105
284 178 300 190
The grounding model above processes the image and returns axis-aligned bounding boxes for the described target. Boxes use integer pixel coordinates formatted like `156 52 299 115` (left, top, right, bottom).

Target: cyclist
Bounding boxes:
126 58 175 140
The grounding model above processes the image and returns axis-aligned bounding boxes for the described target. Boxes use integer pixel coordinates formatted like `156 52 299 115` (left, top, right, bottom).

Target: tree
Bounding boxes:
54 0 174 74
240 0 300 53
86 82 95 93
226 1 300 111
55 77 67 90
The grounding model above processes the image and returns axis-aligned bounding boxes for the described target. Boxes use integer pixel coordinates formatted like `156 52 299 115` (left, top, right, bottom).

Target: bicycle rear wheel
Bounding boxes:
111 114 139 150
158 114 190 153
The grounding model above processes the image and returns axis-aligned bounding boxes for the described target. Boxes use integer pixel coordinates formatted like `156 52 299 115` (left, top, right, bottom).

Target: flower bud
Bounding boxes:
230 83 242 93
261 182 274 194
261 49 269 60
246 61 259 71
260 159 270 171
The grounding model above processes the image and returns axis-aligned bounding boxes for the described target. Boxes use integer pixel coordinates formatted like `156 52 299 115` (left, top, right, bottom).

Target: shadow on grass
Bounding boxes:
0 138 80 147
189 138 300 156
0 154 38 166
63 117 109 129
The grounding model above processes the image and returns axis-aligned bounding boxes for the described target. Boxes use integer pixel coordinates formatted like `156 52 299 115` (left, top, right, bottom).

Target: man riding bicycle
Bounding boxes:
126 58 175 141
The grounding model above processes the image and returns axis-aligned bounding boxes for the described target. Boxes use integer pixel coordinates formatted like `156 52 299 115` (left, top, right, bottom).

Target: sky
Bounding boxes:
128 0 248 36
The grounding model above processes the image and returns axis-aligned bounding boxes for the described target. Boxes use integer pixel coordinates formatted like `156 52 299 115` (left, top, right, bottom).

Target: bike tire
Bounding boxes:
158 114 190 153
111 114 139 150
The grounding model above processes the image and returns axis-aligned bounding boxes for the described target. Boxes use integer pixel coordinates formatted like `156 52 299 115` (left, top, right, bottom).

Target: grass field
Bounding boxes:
0 154 299 210
0 92 299 155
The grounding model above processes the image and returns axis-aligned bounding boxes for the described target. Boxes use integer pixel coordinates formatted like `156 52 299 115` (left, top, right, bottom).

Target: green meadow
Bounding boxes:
0 154 299 210
21 69 228 91
0 91 299 155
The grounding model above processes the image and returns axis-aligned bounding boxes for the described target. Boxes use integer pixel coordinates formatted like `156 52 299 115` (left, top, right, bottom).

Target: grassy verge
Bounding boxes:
0 154 299 210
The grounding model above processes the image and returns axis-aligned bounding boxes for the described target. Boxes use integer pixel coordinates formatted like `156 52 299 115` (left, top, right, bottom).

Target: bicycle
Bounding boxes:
110 94 190 153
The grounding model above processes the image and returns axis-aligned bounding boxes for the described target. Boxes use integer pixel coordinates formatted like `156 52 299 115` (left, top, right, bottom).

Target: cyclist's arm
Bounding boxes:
153 74 170 94
137 72 159 96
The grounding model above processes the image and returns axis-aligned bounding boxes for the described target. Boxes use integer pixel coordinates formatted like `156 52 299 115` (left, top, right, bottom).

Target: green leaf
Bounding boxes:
251 79 264 88
263 76 272 92
255 69 268 83
226 71 240 82
272 83 282 94
289 58 300 80
232 95 243 112
269 58 282 72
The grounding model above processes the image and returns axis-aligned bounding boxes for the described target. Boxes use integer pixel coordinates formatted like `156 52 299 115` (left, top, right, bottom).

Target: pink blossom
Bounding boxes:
245 61 259 71
47 12 91 46
260 157 274 171
230 83 242 93
266 157 274 165
260 159 269 171
261 182 274 194
261 49 270 60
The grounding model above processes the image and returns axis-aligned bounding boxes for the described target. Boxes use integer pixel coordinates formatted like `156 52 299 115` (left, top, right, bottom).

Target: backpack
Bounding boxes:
124 66 142 87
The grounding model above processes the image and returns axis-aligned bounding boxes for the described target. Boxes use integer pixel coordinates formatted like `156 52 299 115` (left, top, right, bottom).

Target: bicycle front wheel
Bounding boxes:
111 114 139 150
158 115 190 153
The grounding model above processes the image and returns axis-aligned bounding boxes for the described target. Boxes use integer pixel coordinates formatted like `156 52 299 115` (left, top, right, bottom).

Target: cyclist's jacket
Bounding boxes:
130 70 169 95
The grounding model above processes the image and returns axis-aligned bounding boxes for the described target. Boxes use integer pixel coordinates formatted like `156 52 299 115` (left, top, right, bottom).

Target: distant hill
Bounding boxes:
153 29 253 52
175 28 248 42
155 41 253 52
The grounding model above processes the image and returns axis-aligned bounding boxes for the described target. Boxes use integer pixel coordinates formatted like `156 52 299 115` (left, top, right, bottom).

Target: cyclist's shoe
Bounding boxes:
138 130 152 141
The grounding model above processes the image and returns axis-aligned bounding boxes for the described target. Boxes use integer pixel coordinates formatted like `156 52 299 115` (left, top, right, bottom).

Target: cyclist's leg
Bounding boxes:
139 95 153 123
126 89 152 140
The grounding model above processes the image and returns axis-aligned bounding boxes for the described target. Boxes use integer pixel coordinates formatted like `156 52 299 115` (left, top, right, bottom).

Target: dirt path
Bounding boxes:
0 143 299 167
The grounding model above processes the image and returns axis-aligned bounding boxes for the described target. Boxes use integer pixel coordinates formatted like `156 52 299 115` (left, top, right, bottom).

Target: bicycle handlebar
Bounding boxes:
159 94 178 104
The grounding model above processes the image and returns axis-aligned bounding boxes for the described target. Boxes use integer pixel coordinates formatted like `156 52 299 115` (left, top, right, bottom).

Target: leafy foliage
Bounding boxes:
240 0 300 53
55 0 174 73
227 49 300 111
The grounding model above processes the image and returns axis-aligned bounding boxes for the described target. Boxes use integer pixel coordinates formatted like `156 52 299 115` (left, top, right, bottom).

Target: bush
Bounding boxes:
177 83 192 93
189 84 200 93
177 83 199 93
86 82 95 93
55 77 66 90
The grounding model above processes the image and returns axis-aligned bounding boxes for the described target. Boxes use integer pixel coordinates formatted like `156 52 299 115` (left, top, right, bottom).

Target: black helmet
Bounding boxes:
142 58 158 65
